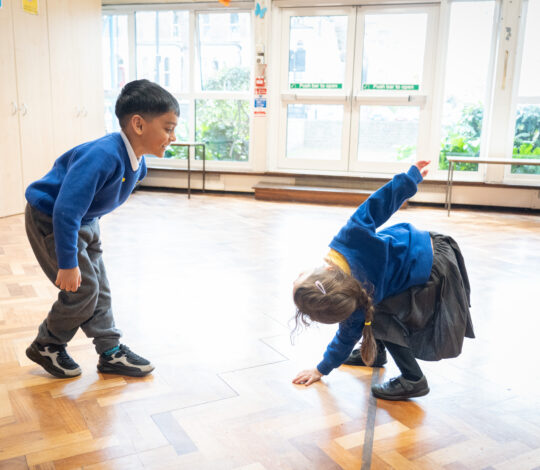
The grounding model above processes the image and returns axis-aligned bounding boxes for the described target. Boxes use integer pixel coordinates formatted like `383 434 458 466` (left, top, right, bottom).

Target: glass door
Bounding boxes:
349 5 438 173
277 5 438 173
277 8 356 171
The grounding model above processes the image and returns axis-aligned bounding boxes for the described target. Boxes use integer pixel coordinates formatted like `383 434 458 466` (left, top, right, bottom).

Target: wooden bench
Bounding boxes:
445 157 540 215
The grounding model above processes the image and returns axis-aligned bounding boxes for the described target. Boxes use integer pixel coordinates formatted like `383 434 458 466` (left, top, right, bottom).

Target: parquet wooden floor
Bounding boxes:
1 190 539 470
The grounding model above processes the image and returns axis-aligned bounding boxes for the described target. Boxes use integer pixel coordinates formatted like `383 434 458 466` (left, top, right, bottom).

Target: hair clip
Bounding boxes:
315 280 326 295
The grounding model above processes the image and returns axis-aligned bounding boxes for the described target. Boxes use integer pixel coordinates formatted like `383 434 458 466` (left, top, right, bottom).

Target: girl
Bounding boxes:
291 161 474 400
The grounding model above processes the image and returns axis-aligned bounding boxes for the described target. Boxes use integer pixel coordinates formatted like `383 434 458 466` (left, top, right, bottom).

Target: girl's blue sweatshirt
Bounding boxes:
25 133 147 270
317 165 433 375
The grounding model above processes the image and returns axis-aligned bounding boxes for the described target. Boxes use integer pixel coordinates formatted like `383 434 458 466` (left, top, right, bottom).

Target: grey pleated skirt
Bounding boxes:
372 233 475 361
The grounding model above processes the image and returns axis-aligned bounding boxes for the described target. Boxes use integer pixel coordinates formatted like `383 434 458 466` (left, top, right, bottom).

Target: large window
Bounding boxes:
102 7 252 164
438 1 496 173
511 0 540 175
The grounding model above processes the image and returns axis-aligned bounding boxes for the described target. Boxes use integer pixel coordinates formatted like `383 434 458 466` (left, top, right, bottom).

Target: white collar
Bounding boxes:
120 130 141 171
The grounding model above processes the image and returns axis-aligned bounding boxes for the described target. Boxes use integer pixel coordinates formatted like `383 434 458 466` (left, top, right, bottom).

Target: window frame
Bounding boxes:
503 0 540 183
102 3 255 171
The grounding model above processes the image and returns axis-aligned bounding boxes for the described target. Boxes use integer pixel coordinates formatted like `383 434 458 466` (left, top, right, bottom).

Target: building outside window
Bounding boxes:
102 7 252 164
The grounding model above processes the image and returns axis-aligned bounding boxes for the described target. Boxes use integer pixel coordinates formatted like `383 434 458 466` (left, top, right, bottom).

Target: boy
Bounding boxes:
24 79 179 378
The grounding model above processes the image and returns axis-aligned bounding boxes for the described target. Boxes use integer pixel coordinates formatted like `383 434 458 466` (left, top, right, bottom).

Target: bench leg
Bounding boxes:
202 144 206 193
188 145 191 199
446 161 454 216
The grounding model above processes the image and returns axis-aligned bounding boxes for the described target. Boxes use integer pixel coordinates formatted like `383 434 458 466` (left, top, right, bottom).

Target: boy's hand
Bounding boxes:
415 160 431 177
292 368 323 387
55 267 82 292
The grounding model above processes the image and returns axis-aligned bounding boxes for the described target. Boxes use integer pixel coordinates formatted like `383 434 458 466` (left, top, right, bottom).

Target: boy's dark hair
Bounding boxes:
115 79 180 128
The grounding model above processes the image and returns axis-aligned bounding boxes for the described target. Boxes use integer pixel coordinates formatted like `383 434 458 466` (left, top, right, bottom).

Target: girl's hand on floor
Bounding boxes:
55 267 82 292
292 368 323 386
415 160 431 177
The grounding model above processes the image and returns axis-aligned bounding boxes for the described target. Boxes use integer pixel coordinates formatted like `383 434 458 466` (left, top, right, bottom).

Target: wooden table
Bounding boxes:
170 142 206 198
445 157 540 215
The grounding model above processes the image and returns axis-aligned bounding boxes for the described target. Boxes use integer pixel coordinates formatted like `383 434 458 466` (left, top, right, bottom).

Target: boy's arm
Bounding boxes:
349 164 424 232
53 152 115 269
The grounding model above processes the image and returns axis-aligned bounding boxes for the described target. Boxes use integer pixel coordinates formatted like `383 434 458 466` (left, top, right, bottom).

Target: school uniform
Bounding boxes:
317 165 474 379
25 132 146 354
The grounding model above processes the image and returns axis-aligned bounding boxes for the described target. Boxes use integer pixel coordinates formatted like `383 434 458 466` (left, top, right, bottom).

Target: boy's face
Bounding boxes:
142 111 178 157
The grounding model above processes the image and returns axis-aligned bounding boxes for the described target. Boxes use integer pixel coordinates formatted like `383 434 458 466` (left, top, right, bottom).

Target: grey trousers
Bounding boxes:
25 204 121 354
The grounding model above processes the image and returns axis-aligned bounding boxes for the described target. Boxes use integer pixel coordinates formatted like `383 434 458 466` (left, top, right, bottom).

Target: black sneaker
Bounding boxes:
371 375 429 401
26 341 82 378
344 341 387 367
97 344 154 377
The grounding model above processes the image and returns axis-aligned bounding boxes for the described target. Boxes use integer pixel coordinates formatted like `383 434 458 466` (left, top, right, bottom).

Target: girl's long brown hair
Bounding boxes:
293 267 377 366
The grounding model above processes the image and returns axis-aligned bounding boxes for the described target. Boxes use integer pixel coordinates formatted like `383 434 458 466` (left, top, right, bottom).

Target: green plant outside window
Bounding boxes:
437 104 540 174
165 67 250 162
512 105 540 174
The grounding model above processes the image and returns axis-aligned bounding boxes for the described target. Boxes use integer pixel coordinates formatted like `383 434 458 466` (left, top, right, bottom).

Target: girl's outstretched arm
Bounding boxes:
293 368 323 387
344 161 430 232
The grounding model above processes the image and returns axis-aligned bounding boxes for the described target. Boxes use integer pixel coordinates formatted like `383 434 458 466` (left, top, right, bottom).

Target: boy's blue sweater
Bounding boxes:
25 133 147 269
317 165 433 375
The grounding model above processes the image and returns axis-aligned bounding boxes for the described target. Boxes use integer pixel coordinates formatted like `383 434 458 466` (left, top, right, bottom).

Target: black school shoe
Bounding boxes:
343 341 387 367
371 375 430 401
26 341 82 378
97 344 154 377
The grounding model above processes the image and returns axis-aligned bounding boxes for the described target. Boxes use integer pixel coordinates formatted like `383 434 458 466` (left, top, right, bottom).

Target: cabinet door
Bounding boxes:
77 0 105 143
12 0 55 188
47 0 81 156
0 1 24 217
47 0 104 149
